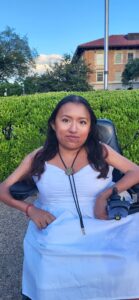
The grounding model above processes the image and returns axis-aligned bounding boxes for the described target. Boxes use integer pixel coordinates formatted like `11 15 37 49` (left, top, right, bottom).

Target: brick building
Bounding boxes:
73 33 139 90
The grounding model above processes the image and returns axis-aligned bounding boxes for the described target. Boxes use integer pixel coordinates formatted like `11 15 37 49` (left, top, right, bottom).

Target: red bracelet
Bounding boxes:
25 204 33 217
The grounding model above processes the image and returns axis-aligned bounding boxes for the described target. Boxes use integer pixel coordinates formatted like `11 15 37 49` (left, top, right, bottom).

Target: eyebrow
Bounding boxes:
61 114 88 120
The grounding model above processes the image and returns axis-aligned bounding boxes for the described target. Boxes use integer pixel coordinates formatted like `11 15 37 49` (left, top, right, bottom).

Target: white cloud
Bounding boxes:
34 54 63 75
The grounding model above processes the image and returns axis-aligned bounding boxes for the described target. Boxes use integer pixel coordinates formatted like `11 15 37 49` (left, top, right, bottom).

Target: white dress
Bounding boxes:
22 162 139 300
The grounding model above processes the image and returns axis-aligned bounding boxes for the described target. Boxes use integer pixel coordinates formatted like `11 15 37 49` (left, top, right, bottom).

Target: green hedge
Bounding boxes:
0 90 139 181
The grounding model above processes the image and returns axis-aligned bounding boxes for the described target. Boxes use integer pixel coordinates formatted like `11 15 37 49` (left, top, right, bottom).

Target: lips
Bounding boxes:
66 135 80 139
65 135 80 142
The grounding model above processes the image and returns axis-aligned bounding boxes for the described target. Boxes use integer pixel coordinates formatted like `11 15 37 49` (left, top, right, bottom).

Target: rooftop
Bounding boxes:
74 34 139 58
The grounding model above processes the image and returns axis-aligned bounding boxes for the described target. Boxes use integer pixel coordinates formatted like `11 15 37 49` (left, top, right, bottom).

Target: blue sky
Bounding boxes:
1 0 139 73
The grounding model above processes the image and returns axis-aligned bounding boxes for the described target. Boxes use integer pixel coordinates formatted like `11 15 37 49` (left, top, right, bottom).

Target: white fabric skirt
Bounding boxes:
22 210 139 300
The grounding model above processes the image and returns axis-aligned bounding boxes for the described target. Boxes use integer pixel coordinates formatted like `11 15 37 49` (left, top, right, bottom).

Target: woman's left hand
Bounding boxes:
94 193 109 220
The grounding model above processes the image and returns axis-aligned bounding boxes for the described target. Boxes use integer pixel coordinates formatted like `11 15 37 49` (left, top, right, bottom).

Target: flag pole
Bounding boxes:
104 0 109 90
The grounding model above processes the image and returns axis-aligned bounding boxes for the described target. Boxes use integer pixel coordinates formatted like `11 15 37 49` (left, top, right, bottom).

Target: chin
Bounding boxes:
65 143 83 150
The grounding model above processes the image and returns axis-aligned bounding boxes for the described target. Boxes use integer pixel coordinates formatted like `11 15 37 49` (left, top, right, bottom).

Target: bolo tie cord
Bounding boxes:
58 149 85 235
68 174 85 235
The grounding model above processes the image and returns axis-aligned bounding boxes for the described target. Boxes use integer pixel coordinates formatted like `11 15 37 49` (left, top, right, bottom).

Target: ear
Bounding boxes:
51 122 55 131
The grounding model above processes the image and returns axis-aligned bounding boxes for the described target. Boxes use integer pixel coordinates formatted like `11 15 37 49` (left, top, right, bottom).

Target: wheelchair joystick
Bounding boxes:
107 187 131 220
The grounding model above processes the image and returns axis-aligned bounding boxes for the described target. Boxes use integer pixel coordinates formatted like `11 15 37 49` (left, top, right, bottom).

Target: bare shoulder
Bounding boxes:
2 146 43 187
16 146 43 165
29 146 43 159
103 143 138 173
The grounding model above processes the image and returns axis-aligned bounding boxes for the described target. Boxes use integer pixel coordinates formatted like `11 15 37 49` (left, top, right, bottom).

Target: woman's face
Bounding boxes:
52 102 91 150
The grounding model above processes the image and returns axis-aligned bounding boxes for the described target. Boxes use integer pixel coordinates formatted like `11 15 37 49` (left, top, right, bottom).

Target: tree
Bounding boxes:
36 54 93 93
24 74 39 94
0 82 23 96
0 26 37 82
122 58 139 86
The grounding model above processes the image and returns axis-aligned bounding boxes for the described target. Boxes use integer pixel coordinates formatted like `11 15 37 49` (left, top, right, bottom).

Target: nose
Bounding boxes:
69 121 78 133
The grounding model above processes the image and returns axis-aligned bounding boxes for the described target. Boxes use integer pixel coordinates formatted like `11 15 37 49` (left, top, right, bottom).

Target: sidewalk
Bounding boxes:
0 198 34 300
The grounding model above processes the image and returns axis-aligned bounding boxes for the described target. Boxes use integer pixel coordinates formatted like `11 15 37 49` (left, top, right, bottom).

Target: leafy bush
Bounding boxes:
0 90 139 181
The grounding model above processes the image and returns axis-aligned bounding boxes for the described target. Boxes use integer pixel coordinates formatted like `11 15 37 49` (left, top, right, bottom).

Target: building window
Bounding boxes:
128 52 134 63
97 71 104 82
115 53 123 64
115 72 122 82
96 53 104 65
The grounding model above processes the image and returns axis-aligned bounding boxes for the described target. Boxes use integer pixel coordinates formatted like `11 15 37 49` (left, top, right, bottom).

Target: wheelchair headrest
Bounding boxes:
97 119 121 154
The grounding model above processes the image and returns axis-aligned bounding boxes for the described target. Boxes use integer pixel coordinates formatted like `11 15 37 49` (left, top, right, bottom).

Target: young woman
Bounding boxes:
0 94 139 300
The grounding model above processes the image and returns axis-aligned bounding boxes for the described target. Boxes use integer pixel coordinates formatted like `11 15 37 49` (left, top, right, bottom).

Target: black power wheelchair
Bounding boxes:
10 119 139 220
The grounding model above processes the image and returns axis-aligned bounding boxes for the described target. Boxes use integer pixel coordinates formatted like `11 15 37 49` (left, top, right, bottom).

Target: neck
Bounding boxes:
58 146 82 175
58 144 83 158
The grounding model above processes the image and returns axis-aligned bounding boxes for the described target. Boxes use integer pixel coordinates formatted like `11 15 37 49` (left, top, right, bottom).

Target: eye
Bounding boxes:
62 118 70 123
80 120 87 125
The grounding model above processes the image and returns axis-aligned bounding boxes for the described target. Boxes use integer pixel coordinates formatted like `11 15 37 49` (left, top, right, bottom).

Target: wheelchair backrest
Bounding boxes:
97 119 122 182
97 119 122 154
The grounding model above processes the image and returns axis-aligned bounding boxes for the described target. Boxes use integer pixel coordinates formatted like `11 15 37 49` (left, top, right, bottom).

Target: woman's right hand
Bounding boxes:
27 205 56 229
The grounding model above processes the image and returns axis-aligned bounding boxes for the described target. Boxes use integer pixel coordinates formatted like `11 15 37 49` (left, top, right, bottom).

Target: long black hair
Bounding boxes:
30 94 109 178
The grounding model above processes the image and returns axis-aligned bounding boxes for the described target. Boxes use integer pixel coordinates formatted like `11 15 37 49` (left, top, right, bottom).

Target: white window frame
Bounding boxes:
96 71 104 82
114 52 123 64
96 53 104 65
127 52 134 63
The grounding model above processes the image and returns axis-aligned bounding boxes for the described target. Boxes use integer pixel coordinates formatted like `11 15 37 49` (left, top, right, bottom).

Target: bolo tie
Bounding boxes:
58 148 86 235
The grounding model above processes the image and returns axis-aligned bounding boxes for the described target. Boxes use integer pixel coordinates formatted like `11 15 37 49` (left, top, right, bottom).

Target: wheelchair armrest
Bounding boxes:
10 180 38 200
111 169 139 202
